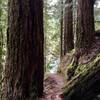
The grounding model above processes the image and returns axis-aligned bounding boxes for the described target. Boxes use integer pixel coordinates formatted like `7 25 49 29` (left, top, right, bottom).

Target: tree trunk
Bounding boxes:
0 1 3 99
60 0 64 57
75 0 95 49
64 0 74 55
4 0 44 99
62 57 100 100
66 0 95 80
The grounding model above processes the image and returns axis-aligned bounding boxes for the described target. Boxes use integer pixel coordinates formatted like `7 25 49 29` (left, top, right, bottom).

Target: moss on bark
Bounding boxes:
61 56 100 100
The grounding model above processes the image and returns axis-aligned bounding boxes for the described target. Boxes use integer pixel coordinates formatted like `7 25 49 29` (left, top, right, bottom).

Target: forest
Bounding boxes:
0 0 100 100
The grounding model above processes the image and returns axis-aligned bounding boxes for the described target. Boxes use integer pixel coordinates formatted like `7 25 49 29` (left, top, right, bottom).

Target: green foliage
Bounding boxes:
44 0 61 73
62 56 100 99
0 0 7 99
95 22 100 30
0 0 7 63
94 3 100 30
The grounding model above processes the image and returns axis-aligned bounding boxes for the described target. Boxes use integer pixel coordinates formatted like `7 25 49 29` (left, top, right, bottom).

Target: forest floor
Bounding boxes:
41 36 100 100
43 74 66 100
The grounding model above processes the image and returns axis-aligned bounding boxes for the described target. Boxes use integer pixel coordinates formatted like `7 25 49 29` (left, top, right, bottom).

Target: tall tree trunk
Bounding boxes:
60 0 64 58
64 0 74 55
66 0 95 80
75 0 95 49
4 0 44 99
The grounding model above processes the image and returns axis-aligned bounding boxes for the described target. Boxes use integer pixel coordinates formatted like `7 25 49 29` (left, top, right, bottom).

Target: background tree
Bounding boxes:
66 0 96 80
60 1 100 99
60 0 64 57
4 0 44 99
63 0 74 55
75 0 95 49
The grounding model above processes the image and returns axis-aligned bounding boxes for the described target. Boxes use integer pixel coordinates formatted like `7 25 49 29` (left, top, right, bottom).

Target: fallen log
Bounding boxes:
61 56 100 100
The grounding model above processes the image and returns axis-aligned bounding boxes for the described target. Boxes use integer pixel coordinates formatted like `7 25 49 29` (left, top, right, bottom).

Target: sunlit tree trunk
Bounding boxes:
4 0 44 99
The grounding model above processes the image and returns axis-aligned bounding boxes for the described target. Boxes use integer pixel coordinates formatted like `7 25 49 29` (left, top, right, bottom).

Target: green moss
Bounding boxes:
58 51 75 77
62 56 100 99
75 56 100 75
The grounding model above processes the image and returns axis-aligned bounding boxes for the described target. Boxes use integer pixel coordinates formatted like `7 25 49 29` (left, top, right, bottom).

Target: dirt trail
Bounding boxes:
44 74 65 100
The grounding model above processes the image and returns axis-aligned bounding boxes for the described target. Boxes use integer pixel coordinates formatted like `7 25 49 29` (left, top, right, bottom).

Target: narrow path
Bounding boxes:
44 74 65 100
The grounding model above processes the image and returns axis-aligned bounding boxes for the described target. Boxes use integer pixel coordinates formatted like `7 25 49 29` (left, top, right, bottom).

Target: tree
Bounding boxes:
75 0 95 49
64 0 74 55
61 1 99 98
4 0 44 99
66 0 96 81
60 0 64 57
